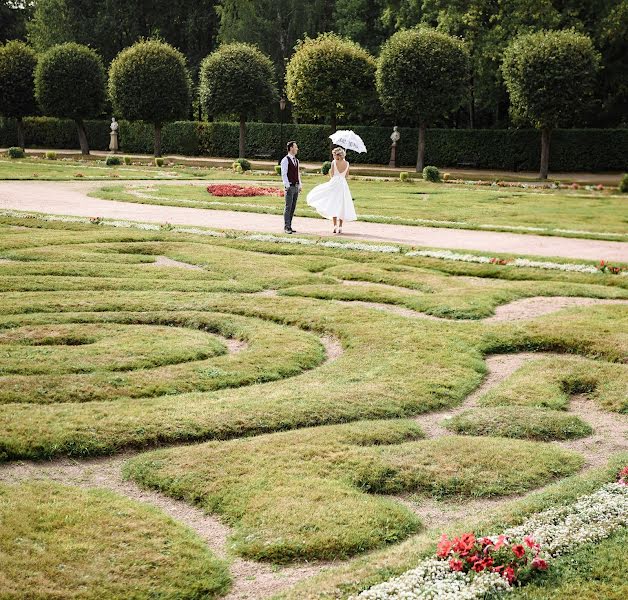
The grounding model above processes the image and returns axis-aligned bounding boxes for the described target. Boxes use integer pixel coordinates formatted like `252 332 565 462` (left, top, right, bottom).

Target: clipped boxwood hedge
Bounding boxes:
1 116 625 171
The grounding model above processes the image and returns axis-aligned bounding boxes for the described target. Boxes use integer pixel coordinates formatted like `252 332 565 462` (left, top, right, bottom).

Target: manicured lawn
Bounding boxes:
0 481 230 599
0 214 626 595
90 175 628 240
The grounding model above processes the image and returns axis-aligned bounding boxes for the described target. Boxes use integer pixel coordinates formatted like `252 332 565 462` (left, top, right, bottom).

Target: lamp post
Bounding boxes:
279 96 286 162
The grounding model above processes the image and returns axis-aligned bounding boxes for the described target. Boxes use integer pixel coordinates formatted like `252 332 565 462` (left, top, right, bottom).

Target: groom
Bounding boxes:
280 141 302 234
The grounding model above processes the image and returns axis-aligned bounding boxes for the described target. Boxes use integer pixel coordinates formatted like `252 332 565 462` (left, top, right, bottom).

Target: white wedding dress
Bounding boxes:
306 160 357 221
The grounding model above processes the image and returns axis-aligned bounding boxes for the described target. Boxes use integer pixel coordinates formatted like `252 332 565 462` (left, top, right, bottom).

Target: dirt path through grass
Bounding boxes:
1 180 627 260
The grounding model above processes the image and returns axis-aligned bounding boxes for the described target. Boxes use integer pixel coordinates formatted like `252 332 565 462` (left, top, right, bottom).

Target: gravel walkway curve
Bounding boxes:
1 180 627 260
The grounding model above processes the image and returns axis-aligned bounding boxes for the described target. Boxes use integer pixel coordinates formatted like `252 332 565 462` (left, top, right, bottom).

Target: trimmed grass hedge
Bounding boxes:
1 116 626 171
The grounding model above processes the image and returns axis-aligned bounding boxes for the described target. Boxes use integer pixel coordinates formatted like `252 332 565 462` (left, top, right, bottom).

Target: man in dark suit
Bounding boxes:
280 140 302 233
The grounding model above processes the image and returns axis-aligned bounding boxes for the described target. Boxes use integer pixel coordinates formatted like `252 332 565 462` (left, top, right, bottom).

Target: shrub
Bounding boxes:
123 156 132 165
619 173 628 193
0 41 38 149
199 43 277 158
399 171 409 182
105 155 121 166
109 40 191 157
34 43 106 155
274 165 281 175
502 30 600 179
377 28 470 172
45 151 57 160
286 33 376 132
7 146 25 159
321 161 332 175
423 165 441 182
155 157 164 167
232 158 251 172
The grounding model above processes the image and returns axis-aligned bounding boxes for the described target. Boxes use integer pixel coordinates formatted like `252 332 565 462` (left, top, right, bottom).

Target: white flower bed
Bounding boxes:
511 258 599 274
406 249 493 264
354 482 628 600
355 559 511 600
241 234 316 245
319 240 401 253
504 483 628 556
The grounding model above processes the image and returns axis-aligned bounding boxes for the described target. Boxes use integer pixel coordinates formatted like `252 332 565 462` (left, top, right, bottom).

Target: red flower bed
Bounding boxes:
207 184 283 198
437 531 548 584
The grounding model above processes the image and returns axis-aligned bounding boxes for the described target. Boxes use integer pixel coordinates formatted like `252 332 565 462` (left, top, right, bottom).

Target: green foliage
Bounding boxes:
199 43 277 119
105 155 121 166
44 150 56 160
232 158 251 172
376 28 470 124
7 146 25 158
286 32 376 125
1 117 626 171
422 165 440 182
444 407 593 441
619 174 628 193
502 30 601 130
0 41 37 119
154 157 164 167
274 164 281 175
34 42 105 121
321 160 332 175
123 156 131 165
108 40 191 127
399 171 409 182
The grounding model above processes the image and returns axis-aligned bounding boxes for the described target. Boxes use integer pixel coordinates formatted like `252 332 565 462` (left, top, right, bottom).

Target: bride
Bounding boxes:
306 147 357 234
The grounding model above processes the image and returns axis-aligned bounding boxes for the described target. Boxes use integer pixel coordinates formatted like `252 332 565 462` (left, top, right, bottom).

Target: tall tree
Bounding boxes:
286 32 376 134
377 28 470 172
34 42 106 154
502 29 600 179
27 0 219 72
199 43 277 158
333 0 391 54
109 40 191 157
0 40 38 148
1 1 34 42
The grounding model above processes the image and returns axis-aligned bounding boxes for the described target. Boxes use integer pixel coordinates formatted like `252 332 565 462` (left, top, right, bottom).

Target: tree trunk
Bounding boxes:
239 116 246 158
416 121 426 173
75 119 90 155
16 117 25 149
539 127 551 180
154 124 162 157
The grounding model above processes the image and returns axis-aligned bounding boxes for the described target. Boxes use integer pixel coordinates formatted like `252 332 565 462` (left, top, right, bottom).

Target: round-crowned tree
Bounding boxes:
109 40 191 157
0 41 38 149
199 43 277 159
377 28 470 172
502 30 600 179
34 43 106 155
286 33 376 136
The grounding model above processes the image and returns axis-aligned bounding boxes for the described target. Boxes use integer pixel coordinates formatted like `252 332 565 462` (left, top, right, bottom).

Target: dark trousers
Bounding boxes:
284 184 299 229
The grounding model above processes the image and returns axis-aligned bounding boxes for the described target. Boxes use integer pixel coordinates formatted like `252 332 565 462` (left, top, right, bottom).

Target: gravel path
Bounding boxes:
1 180 627 260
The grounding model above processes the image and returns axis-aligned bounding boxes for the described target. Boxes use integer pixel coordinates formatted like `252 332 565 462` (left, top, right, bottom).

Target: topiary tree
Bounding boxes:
377 28 470 172
502 30 600 180
0 41 38 149
109 40 191 157
34 42 105 155
199 43 277 159
286 33 376 136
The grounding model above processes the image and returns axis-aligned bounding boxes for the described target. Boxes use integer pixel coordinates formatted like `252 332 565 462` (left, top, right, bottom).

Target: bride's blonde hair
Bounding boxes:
332 147 346 158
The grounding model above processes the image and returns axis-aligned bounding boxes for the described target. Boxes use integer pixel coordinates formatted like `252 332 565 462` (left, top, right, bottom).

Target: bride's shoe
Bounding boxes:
332 226 337 234
337 227 342 234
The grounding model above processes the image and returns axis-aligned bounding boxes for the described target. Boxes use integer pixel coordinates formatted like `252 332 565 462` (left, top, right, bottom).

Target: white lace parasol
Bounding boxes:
329 130 367 153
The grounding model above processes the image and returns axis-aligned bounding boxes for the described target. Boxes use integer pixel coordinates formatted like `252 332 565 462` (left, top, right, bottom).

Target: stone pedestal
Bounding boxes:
109 131 119 153
389 143 397 168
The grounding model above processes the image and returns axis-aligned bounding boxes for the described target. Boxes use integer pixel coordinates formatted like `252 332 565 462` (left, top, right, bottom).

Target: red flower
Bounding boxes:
512 544 526 558
494 535 507 550
482 557 494 570
532 558 548 571
472 561 485 572
437 534 452 558
504 566 516 584
449 559 464 571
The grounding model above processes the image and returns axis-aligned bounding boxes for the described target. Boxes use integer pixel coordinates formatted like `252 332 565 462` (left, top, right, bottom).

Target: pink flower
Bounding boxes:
532 558 549 571
523 535 537 549
494 535 507 550
449 558 464 571
504 566 516 584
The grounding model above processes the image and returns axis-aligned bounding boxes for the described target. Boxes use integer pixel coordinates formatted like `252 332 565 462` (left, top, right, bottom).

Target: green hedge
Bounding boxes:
1 117 625 171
